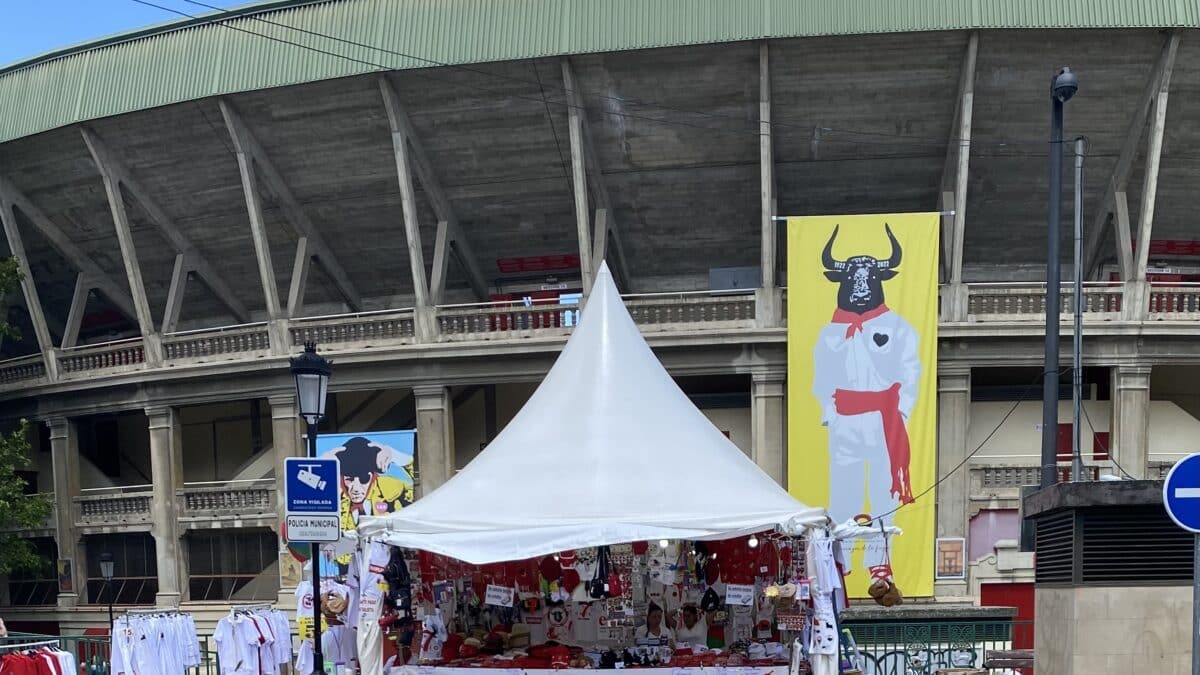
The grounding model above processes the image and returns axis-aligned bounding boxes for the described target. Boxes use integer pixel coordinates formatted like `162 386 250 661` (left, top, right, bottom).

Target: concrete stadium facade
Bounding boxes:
2 0 1200 630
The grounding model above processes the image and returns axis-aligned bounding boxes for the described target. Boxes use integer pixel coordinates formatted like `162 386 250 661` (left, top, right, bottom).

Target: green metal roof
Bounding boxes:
0 0 1194 144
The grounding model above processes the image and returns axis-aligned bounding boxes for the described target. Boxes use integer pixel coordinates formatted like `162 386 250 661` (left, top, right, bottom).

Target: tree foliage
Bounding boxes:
0 257 52 574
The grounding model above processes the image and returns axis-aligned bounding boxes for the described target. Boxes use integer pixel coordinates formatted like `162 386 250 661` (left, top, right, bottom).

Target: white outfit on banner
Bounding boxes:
813 308 920 525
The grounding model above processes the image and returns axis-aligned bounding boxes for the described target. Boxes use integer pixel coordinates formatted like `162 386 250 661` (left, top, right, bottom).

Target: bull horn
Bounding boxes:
822 225 846 271
878 223 902 269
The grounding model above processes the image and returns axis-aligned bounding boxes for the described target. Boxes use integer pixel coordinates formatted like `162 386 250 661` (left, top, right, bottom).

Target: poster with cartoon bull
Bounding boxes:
786 213 937 598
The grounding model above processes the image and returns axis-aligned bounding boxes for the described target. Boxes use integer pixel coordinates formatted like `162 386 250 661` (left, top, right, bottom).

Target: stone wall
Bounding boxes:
1036 585 1191 673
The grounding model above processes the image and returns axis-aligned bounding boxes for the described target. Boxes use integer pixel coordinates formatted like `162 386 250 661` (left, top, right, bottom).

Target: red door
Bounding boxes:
981 581 1034 671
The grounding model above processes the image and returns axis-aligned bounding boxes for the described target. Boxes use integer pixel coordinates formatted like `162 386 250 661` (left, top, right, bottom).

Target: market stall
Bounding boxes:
304 264 900 675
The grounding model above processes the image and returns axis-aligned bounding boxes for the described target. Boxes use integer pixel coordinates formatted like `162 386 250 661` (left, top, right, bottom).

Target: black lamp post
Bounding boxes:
1041 67 1079 489
98 552 115 629
290 342 331 675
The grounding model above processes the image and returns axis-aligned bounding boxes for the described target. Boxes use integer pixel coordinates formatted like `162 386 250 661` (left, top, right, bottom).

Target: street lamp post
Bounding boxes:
1041 67 1079 489
99 552 115 630
290 342 332 675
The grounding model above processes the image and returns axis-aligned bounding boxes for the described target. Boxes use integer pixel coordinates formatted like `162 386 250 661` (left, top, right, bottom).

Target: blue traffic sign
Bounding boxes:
1163 453 1200 533
284 457 341 515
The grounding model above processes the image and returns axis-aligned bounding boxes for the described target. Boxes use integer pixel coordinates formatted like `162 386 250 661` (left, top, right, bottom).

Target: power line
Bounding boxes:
863 368 1072 526
136 0 1088 153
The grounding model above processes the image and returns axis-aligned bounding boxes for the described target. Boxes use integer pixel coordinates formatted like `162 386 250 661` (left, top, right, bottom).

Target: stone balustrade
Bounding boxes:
75 490 153 528
964 284 1123 322
58 339 145 375
162 324 272 362
291 310 416 348
1148 286 1200 320
0 354 46 385
969 462 1105 503
3 284 1200 391
625 293 756 330
179 481 276 527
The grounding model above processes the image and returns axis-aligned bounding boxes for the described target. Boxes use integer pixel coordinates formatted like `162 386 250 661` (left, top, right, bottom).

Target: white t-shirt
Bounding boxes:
674 617 708 647
634 624 674 644
570 602 601 646
213 616 258 675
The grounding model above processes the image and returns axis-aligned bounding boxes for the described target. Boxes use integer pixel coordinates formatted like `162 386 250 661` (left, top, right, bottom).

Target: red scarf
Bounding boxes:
830 304 890 338
833 383 914 504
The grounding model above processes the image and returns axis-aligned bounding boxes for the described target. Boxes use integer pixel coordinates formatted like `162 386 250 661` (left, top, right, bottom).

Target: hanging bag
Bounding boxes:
590 546 611 599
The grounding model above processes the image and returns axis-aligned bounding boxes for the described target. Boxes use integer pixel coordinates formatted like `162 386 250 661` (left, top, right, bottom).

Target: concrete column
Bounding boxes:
935 367 971 597
46 417 82 608
751 370 786 486
146 406 183 606
1112 365 1152 479
269 393 304 604
414 386 455 497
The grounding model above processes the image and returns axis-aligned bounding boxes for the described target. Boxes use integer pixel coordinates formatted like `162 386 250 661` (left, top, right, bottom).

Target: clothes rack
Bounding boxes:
0 640 59 652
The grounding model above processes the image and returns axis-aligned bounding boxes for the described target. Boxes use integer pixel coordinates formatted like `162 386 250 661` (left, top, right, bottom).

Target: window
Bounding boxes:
6 538 57 606
186 529 279 602
85 533 158 605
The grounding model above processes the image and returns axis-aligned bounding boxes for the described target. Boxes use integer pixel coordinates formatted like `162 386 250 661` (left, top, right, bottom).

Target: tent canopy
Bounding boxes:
359 263 826 563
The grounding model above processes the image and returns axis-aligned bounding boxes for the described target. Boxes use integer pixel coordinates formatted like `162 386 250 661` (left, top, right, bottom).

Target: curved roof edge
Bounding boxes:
0 0 1193 145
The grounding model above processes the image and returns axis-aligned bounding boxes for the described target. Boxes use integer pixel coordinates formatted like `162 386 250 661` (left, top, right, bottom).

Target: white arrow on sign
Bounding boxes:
1176 488 1200 499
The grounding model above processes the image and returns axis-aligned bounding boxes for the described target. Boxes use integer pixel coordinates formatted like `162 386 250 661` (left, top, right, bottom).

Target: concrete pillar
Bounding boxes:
146 406 184 606
935 366 971 596
414 386 455 497
751 370 786 486
269 393 303 603
46 417 83 608
1112 364 1151 479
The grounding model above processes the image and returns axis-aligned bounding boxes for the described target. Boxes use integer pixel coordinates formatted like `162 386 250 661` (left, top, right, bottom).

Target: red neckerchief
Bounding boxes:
830 304 890 338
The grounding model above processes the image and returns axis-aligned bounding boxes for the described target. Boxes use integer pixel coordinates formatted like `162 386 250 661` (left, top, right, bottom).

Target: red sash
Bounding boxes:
833 383 914 504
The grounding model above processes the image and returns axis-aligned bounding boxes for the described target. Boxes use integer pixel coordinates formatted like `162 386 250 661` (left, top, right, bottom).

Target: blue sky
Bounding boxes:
1 0 241 68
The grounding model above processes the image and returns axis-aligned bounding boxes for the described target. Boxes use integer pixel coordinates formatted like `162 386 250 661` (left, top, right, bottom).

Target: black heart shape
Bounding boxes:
873 333 889 347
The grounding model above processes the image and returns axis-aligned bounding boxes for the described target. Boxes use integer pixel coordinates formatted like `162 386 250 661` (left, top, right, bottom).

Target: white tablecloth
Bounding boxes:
393 667 790 675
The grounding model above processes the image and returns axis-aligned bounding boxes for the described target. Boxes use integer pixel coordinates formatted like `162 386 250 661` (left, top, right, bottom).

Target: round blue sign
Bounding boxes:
1162 453 1200 533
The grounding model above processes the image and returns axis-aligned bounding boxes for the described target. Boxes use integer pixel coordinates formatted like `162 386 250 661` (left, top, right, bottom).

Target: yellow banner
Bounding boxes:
786 213 938 598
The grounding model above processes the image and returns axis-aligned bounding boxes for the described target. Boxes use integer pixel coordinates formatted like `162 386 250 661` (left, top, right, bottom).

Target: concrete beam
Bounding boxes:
61 274 91 349
949 32 978 285
759 43 776 291
379 78 432 309
0 194 59 378
0 175 136 320
1133 37 1178 283
225 127 283 320
563 60 595 294
161 253 188 334
81 132 161 360
1084 31 1181 279
80 127 251 325
429 220 451 305
286 237 310 318
218 99 363 313
561 58 632 292
377 77 489 302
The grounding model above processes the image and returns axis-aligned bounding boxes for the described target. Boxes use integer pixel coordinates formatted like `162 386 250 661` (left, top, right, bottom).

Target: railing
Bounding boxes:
180 479 275 521
842 620 1033 674
965 282 1122 322
624 291 755 329
2 633 219 675
0 354 46 385
290 308 416 347
970 461 1107 501
57 338 145 374
163 323 271 362
1148 284 1200 320
436 299 576 340
74 486 153 526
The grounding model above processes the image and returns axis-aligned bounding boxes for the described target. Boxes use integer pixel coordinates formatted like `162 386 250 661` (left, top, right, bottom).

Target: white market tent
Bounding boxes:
358 263 827 564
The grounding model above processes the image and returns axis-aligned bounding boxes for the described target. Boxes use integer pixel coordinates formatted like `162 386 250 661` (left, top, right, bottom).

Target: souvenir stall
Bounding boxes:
330 264 903 675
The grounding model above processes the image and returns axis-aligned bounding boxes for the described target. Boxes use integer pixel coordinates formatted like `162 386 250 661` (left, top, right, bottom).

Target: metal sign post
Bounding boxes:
1162 453 1200 675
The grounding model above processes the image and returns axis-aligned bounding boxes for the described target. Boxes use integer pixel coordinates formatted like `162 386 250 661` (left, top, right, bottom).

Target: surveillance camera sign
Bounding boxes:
284 457 341 543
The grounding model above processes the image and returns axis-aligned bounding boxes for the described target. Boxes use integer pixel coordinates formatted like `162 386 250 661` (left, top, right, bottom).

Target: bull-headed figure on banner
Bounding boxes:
813 224 920 576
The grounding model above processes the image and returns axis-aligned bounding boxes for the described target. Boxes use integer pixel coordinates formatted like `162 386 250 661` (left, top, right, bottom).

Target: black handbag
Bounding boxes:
589 546 611 599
